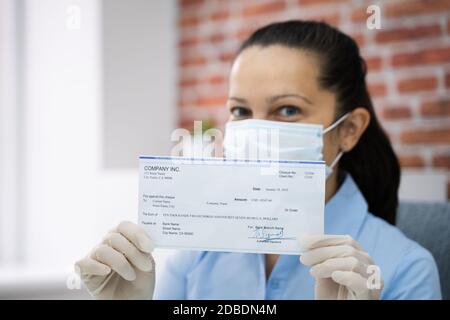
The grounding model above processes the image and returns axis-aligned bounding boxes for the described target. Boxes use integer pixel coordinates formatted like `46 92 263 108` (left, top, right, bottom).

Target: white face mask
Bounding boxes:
223 114 349 179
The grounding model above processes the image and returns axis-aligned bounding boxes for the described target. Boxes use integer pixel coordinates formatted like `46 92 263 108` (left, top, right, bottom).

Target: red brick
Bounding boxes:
181 74 226 87
235 27 256 41
365 56 382 72
385 0 450 18
307 13 341 26
433 154 450 169
210 10 229 21
179 95 190 108
242 1 286 17
196 95 227 107
179 36 199 48
421 99 450 117
206 74 227 85
375 24 441 43
179 78 198 87
350 33 365 48
178 117 198 131
179 0 204 7
299 0 348 5
400 128 450 144
179 15 199 28
384 129 397 142
398 154 426 168
219 51 236 63
381 106 412 119
208 32 226 44
180 55 207 67
368 82 387 97
350 7 365 22
397 76 438 93
392 47 450 68
351 6 371 22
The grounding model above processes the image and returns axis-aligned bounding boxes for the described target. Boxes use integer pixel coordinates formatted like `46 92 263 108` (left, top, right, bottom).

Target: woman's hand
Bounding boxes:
299 234 383 300
75 221 155 300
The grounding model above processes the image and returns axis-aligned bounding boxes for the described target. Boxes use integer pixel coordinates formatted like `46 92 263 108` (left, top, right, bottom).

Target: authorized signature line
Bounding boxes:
249 228 296 241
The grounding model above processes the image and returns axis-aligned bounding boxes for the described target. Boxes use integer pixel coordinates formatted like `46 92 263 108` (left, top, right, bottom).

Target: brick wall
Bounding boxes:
177 0 450 199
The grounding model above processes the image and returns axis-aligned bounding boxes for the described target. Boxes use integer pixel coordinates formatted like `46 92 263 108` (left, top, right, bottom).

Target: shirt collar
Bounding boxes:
324 172 368 238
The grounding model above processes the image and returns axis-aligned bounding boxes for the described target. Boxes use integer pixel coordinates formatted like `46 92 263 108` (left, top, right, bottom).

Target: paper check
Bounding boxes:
138 156 325 254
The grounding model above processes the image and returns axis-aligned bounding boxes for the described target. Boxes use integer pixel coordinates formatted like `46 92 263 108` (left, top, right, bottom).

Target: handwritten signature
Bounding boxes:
250 227 294 241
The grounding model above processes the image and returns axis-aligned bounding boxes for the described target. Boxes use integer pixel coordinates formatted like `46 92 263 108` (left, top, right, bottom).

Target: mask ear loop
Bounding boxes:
329 151 344 170
323 113 349 174
323 113 350 135
323 113 349 173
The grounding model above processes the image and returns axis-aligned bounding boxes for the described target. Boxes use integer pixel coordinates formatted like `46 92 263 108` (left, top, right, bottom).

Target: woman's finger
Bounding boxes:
300 244 372 266
114 221 154 253
299 234 364 251
331 270 368 296
309 256 368 279
102 232 153 272
75 257 111 277
91 244 136 281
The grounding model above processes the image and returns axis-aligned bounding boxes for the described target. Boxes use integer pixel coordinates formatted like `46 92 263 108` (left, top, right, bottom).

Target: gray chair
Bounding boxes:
396 202 450 300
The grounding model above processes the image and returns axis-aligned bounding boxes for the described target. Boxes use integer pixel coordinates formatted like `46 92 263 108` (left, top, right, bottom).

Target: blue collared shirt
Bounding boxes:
153 174 442 299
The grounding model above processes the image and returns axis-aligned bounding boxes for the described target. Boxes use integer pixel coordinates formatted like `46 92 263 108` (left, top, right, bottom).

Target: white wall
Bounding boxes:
0 0 20 266
0 0 178 298
102 0 177 168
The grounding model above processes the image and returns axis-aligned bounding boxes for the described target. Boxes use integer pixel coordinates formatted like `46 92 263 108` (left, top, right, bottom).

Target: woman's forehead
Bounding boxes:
232 45 319 76
229 45 324 99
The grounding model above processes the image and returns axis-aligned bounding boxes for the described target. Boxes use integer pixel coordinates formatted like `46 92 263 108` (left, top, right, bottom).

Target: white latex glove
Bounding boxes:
299 234 383 300
75 221 155 300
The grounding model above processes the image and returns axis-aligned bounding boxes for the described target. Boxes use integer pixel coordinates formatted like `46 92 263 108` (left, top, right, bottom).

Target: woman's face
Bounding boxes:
226 45 341 166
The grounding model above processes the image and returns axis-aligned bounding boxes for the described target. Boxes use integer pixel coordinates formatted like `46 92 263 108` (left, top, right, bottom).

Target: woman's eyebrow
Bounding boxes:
228 94 313 105
228 97 247 104
267 94 313 105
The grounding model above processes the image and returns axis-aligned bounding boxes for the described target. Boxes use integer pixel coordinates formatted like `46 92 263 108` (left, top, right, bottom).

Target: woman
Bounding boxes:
76 20 441 300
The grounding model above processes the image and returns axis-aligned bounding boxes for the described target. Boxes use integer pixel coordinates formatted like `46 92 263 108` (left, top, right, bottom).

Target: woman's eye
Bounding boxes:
230 106 251 118
277 105 301 117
